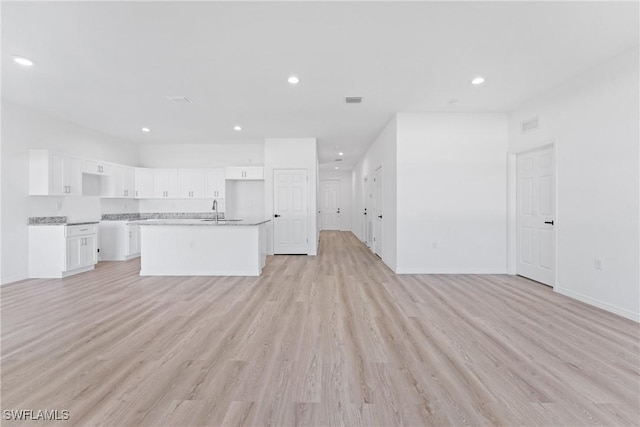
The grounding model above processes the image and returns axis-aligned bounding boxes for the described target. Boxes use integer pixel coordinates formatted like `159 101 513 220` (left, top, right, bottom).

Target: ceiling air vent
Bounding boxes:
166 96 192 104
521 116 539 133
345 96 363 104
334 158 343 162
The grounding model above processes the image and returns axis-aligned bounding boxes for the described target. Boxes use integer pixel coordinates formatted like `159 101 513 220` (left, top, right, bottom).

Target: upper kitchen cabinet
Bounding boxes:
102 164 134 198
225 166 264 180
205 168 226 198
178 169 206 198
82 159 113 176
29 149 82 196
154 169 179 198
134 168 154 199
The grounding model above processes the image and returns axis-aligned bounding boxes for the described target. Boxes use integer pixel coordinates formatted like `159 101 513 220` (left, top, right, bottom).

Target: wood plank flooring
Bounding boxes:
2 231 639 426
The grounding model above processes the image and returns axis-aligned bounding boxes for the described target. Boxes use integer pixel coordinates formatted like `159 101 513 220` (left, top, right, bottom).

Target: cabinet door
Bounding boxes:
205 168 226 198
51 152 67 195
121 166 134 198
154 169 178 198
135 168 155 199
178 169 206 198
126 225 140 255
154 169 169 198
65 236 83 271
225 166 264 180
66 156 83 196
82 235 97 265
83 159 112 176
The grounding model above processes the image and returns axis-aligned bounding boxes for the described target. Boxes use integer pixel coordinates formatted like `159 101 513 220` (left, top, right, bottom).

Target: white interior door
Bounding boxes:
374 166 383 257
273 169 308 254
320 180 340 230
363 176 370 247
517 147 555 286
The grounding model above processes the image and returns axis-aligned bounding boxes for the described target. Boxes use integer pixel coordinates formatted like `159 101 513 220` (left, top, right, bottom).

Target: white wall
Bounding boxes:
264 138 318 256
352 117 398 271
508 49 639 321
1 101 139 284
137 142 265 215
138 142 264 168
396 113 508 274
318 170 352 232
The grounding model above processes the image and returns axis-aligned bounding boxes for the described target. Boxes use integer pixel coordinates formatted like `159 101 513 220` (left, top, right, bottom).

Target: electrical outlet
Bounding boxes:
55 202 62 210
594 258 603 270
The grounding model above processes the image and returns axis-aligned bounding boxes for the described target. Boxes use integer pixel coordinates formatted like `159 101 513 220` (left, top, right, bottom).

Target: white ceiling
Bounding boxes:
3 1 638 170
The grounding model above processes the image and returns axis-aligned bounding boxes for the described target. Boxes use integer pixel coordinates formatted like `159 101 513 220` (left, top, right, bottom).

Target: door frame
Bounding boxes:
507 140 558 288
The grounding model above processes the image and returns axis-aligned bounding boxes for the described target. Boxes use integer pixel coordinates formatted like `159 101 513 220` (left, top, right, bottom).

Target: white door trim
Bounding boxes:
507 140 558 288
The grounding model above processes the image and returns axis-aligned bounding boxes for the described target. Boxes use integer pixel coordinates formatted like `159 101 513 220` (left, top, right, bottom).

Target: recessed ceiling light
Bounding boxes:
233 125 242 131
471 77 485 85
288 75 300 85
334 166 339 170
141 127 150 132
338 152 344 156
13 56 34 67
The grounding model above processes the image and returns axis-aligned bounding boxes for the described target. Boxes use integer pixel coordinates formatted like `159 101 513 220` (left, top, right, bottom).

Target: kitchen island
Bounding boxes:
129 218 270 276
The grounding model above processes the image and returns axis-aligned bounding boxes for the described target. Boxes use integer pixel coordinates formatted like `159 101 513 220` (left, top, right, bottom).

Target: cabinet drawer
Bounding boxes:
66 224 97 237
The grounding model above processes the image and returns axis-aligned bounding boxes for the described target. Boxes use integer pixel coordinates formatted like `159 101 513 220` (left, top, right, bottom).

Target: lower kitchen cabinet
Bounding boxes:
99 221 141 261
28 224 98 278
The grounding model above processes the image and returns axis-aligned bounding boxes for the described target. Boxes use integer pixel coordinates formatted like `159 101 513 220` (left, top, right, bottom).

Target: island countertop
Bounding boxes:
127 218 271 226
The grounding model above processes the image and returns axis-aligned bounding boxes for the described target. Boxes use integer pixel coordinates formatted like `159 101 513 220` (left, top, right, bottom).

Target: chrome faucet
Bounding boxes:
212 199 218 224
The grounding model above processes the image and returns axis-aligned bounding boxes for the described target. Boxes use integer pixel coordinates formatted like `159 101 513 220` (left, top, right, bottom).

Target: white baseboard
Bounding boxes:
555 287 640 323
396 268 508 275
1 274 29 286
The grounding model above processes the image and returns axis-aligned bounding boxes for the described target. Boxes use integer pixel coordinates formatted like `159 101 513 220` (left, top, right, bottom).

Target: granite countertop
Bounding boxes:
101 212 224 221
127 218 271 226
28 217 99 226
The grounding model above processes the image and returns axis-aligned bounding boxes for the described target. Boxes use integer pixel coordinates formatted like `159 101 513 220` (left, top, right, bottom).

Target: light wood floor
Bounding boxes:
2 231 639 426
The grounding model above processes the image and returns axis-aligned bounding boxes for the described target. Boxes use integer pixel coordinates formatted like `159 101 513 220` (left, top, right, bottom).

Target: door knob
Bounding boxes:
544 220 554 225
274 214 281 218
378 215 383 219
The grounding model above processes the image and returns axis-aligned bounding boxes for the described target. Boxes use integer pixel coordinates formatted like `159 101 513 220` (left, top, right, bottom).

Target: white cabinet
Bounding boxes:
82 159 113 176
28 224 98 278
128 224 141 256
66 234 97 271
99 222 140 260
154 169 179 198
225 166 264 180
178 169 206 198
206 168 226 198
102 164 134 198
29 149 82 196
135 168 155 199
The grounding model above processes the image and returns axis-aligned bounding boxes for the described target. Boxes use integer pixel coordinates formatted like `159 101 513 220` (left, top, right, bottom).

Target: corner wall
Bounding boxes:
508 49 639 321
